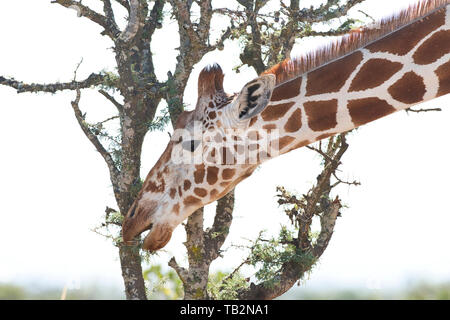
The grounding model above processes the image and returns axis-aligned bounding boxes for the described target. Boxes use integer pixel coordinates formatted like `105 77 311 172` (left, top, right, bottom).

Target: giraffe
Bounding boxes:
122 0 450 251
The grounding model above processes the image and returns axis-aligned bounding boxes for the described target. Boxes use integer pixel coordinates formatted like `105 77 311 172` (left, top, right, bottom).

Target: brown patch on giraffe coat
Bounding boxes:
284 108 302 133
183 180 191 191
260 102 295 121
172 204 180 215
304 99 338 132
178 186 183 197
263 124 277 131
315 133 336 141
288 140 310 152
183 196 202 207
274 136 295 150
270 77 302 101
435 59 450 97
206 148 218 163
208 102 215 109
349 59 402 92
305 51 363 96
194 164 205 184
194 187 208 197
366 8 445 56
169 188 176 199
206 166 219 185
413 30 450 65
388 71 426 104
145 180 165 193
210 189 218 198
208 111 217 119
348 97 396 126
249 116 258 127
222 168 236 180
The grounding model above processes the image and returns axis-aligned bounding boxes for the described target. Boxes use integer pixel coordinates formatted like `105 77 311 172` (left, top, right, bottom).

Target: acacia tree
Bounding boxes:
1 0 369 300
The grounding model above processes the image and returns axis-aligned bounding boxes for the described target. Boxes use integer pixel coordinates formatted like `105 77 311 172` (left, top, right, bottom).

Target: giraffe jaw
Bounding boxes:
141 222 173 251
122 217 174 251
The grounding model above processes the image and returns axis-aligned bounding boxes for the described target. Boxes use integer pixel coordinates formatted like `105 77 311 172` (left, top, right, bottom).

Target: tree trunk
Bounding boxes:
119 244 147 300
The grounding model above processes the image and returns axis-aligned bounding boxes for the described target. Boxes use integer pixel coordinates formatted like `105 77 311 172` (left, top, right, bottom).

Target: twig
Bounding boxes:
98 89 124 112
406 107 442 113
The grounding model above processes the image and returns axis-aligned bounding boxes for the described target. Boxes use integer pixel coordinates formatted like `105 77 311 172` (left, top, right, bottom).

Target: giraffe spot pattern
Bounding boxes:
388 71 426 104
210 189 218 197
263 124 277 131
270 77 302 101
172 204 180 215
169 188 176 199
183 180 191 191
194 187 208 197
349 58 402 92
413 30 450 65
145 180 165 193
366 8 445 56
206 166 219 185
273 136 295 150
208 111 217 119
288 140 310 152
260 102 295 121
305 51 363 96
315 133 336 141
183 196 202 206
194 164 205 184
348 97 396 126
284 108 302 133
435 59 450 97
222 168 236 180
304 99 338 132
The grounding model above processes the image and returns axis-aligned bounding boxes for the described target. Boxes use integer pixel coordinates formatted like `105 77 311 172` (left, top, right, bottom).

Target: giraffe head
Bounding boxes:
122 64 277 251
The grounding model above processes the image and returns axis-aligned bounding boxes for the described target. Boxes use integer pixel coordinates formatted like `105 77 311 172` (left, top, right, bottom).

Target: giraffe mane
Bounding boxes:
262 0 449 85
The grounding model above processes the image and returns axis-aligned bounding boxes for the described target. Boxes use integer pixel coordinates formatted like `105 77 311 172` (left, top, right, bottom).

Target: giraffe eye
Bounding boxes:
181 140 201 152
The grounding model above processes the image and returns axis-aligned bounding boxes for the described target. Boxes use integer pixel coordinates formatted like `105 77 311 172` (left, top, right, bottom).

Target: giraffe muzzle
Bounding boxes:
122 200 173 251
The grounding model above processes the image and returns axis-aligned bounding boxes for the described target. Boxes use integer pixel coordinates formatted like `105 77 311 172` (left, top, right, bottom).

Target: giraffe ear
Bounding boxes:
235 74 276 121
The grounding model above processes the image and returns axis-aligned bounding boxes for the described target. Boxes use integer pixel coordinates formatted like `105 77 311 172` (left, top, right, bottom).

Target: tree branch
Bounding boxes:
51 0 119 38
168 257 188 283
101 0 120 35
406 107 442 113
204 189 235 263
290 0 365 24
0 73 107 94
114 0 130 12
70 89 120 189
98 89 124 113
119 0 142 43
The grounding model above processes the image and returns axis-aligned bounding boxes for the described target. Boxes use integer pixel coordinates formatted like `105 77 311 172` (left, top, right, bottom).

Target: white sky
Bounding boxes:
0 0 449 298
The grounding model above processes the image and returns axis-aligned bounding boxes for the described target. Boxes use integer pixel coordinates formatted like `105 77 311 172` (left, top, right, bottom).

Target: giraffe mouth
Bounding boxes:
122 201 173 251
142 222 173 251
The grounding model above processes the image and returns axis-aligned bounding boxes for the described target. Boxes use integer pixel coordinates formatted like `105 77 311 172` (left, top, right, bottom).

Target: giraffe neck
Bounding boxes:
252 4 450 155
